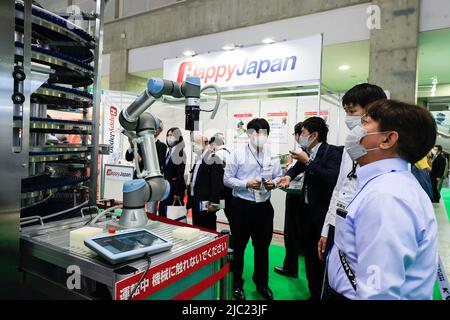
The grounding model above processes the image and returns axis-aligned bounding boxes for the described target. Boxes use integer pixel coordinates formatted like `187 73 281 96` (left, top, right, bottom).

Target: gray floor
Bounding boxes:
433 201 450 277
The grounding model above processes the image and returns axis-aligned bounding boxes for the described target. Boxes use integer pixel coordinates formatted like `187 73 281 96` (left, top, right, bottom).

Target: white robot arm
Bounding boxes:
118 77 201 227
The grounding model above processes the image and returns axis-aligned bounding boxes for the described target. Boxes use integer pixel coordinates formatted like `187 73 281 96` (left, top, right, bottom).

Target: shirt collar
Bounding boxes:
248 143 265 155
309 142 322 159
356 157 408 188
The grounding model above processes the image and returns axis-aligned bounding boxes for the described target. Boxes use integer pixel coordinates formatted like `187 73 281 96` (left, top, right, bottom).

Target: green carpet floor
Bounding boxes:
440 188 450 222
241 242 309 300
241 242 442 300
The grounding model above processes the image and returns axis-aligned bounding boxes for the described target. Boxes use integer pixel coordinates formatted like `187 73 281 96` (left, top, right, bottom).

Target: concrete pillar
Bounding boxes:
368 0 420 104
109 49 128 91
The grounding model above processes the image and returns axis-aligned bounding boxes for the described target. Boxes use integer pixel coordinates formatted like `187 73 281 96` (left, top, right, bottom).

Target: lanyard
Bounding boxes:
327 169 399 258
247 144 264 170
346 169 398 209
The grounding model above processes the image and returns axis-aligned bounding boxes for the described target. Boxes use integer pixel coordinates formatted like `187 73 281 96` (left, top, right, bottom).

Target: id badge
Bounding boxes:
335 207 348 249
199 201 208 211
336 199 348 211
254 189 267 203
336 208 348 219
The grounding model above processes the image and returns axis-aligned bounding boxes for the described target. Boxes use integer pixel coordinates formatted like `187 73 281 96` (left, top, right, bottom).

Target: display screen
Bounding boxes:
93 230 168 254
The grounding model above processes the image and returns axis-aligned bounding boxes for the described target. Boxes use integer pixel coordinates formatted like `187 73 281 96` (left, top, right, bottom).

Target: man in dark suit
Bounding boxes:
274 122 306 279
430 144 447 203
279 117 343 300
187 135 223 231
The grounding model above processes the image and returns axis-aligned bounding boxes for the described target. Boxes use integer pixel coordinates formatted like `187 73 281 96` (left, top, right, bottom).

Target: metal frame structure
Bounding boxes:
0 0 31 299
0 0 104 299
89 0 105 206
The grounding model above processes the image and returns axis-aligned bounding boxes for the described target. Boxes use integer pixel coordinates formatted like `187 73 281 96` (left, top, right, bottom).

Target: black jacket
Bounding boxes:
125 144 143 179
431 153 446 179
162 144 187 198
286 142 343 224
187 150 223 210
155 139 168 171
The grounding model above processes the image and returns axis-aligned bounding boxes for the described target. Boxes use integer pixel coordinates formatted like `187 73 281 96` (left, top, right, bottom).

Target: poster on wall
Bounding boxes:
265 111 289 143
232 113 253 143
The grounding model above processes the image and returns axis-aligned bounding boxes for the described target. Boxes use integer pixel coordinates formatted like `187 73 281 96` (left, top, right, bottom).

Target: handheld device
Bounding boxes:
84 228 173 264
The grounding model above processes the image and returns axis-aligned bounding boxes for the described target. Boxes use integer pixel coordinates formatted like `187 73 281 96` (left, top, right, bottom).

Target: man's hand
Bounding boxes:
278 176 292 189
290 150 310 164
247 179 262 190
207 202 219 212
173 195 181 202
318 237 328 262
262 179 275 190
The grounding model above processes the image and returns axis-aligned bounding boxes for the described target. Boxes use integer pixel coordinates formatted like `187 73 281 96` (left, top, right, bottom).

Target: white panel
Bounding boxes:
420 0 450 31
129 3 370 73
163 35 322 88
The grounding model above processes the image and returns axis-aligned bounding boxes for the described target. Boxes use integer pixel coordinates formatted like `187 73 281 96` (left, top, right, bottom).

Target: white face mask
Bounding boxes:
193 144 203 155
345 115 362 130
299 134 315 149
251 135 268 148
345 126 387 161
167 137 177 147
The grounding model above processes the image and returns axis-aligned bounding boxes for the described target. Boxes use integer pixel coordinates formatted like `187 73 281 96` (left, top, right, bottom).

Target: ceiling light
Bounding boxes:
339 65 350 71
183 50 195 57
222 43 236 51
262 38 275 44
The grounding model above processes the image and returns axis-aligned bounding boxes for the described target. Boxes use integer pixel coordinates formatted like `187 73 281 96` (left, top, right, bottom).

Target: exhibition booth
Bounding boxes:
99 34 347 232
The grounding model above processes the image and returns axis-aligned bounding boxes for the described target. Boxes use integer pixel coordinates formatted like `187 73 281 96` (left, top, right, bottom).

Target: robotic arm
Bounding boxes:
118 77 201 228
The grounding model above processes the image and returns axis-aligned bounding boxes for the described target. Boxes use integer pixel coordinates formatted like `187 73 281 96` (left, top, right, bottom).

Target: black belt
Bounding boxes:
236 197 269 205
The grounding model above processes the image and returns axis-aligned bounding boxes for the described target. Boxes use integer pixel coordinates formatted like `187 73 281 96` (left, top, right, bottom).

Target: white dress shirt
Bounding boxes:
327 158 439 300
224 143 282 202
321 149 359 237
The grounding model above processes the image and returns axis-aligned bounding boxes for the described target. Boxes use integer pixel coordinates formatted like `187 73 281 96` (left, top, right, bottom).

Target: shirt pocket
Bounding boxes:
262 164 274 179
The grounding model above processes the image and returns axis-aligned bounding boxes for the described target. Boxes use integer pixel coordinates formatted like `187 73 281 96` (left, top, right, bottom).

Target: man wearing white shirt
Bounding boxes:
317 84 387 262
325 100 439 300
224 118 282 300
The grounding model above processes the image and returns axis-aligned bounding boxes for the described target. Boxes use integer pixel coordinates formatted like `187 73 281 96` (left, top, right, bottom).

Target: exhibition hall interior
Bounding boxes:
0 0 449 302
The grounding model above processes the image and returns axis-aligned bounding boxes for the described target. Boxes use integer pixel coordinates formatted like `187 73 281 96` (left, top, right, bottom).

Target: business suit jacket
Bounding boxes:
187 150 223 210
125 144 143 179
431 153 446 180
155 139 168 171
162 145 187 198
286 142 343 225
